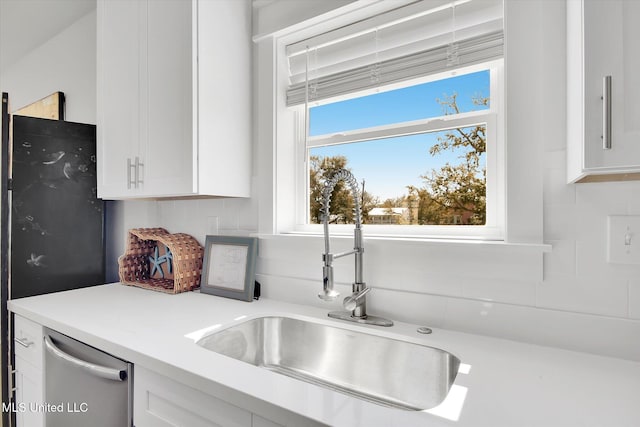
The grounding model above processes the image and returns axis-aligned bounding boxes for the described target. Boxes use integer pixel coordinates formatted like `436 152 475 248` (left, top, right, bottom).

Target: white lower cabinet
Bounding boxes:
251 415 285 427
14 358 43 427
134 366 325 427
134 365 254 427
13 315 44 427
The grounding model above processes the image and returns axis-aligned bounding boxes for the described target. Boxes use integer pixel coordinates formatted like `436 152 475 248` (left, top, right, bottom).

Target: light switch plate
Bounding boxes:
607 215 640 264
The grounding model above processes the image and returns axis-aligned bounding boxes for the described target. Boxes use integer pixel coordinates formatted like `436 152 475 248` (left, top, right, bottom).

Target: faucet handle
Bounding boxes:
343 287 371 311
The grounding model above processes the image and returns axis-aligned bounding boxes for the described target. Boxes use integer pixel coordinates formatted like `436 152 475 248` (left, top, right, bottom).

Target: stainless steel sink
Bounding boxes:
196 316 460 410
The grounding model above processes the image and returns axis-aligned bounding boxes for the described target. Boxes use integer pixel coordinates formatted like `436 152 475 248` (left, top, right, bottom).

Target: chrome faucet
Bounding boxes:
318 169 393 327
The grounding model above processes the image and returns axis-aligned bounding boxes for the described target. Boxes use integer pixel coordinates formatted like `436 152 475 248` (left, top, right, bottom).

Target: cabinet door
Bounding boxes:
141 0 195 197
252 415 284 427
196 0 252 197
14 358 44 427
134 366 252 427
97 0 144 198
97 0 251 198
14 316 44 427
583 0 640 171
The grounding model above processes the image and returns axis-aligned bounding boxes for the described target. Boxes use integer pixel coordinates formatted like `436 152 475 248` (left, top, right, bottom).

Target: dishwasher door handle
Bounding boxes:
44 335 127 382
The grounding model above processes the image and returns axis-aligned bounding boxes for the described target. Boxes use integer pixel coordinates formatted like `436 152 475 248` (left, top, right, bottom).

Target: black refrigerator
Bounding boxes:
1 92 105 425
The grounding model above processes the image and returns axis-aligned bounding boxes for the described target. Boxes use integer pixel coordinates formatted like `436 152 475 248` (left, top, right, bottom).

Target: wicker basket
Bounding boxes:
118 228 204 294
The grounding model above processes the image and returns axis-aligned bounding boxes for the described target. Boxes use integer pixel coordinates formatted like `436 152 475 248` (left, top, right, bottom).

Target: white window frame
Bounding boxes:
289 61 505 240
258 0 548 283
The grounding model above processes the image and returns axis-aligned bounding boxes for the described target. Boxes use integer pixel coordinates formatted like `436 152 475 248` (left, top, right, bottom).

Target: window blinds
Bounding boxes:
286 0 503 106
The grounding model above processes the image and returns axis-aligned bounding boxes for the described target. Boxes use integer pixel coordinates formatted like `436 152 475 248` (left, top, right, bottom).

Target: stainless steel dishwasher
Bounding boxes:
43 328 133 427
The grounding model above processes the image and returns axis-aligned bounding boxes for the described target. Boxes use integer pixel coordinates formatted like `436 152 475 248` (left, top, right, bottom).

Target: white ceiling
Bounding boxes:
0 0 96 73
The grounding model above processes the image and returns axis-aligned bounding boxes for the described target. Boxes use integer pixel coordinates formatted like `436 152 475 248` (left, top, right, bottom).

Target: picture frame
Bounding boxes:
200 235 258 302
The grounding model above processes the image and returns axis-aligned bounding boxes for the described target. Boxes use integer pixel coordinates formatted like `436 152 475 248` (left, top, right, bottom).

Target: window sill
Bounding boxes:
254 232 551 253
253 232 549 285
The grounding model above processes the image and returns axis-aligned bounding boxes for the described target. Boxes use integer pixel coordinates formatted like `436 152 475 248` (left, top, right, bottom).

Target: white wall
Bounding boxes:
3 1 639 361
0 10 97 124
252 0 356 38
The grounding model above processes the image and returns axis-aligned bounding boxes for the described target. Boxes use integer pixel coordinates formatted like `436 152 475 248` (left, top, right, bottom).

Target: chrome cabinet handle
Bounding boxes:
602 75 612 150
44 336 127 382
135 156 143 187
127 157 143 189
15 337 34 348
127 158 136 189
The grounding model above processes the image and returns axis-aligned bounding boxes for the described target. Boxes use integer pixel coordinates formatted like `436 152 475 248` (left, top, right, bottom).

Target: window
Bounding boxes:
280 0 504 239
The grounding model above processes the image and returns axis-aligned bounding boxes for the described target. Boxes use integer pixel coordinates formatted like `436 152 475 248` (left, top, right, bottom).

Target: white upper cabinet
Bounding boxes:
97 0 251 198
567 0 640 183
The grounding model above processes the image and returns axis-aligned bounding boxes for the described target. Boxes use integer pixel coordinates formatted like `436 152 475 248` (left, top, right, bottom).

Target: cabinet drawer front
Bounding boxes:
14 315 43 369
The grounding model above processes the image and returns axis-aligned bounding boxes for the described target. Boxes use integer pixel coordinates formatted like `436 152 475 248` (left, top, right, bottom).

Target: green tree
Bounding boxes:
309 155 351 223
359 180 379 224
381 197 405 208
421 93 487 225
309 156 379 224
406 186 445 225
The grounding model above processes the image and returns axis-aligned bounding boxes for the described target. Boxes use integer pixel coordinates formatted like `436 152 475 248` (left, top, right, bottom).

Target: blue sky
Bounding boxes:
309 70 489 201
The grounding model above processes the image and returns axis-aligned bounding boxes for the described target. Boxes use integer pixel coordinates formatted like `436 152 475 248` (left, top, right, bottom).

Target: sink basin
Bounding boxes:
196 316 460 410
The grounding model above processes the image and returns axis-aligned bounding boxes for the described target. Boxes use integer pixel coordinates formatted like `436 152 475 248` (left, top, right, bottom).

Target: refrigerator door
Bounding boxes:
44 328 132 427
10 116 104 299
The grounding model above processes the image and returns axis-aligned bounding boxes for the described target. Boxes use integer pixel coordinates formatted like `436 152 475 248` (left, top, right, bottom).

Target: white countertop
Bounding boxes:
8 283 640 427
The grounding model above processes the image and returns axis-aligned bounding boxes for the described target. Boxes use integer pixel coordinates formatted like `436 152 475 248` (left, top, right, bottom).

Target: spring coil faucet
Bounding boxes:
319 169 393 327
